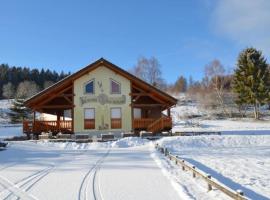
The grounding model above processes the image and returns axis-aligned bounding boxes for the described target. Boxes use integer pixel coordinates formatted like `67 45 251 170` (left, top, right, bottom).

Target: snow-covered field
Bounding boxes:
0 139 181 200
157 135 270 200
0 99 11 124
0 136 269 200
0 98 270 199
172 118 270 134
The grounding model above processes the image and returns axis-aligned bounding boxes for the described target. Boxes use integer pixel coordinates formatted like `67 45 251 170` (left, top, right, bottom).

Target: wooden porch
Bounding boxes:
23 120 72 134
133 116 172 133
23 116 172 135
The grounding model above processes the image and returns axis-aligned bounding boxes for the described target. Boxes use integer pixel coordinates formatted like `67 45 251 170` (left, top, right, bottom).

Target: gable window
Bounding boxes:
84 108 95 129
85 80 94 94
110 79 121 94
111 108 122 129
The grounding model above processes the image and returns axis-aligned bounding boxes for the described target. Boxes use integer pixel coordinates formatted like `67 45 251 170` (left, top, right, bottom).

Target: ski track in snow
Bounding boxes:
0 142 109 200
78 148 110 200
0 136 269 199
0 141 182 200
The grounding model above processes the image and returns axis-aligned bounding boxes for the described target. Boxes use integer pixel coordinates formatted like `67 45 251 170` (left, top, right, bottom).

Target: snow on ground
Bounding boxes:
0 139 181 200
0 99 11 124
1 135 269 200
172 118 270 134
157 135 270 200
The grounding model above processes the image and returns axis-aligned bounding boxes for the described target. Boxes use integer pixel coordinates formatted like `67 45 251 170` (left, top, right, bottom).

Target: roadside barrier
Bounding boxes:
155 144 248 200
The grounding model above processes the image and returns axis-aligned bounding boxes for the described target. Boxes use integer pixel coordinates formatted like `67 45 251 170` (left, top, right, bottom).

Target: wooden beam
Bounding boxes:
131 85 168 105
131 103 163 107
35 85 73 106
129 92 148 96
63 96 72 104
132 84 147 93
35 105 74 109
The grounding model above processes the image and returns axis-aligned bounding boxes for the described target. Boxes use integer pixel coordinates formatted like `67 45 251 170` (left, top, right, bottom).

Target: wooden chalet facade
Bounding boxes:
23 58 177 136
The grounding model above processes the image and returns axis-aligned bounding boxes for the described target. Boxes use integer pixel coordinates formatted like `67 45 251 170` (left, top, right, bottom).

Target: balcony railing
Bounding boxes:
23 120 72 134
133 118 156 129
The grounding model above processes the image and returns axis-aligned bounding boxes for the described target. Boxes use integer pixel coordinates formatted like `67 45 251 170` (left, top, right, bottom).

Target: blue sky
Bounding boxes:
0 0 270 83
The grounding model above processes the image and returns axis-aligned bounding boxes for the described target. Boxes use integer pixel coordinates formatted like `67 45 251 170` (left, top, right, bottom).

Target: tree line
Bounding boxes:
2 47 269 121
130 48 270 119
0 64 70 99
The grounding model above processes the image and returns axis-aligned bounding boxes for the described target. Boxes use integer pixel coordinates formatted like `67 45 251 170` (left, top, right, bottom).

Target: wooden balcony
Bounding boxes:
133 118 156 129
133 117 172 133
23 120 72 134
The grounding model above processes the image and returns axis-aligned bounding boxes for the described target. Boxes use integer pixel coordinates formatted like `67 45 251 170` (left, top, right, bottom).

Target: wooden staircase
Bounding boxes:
147 116 172 133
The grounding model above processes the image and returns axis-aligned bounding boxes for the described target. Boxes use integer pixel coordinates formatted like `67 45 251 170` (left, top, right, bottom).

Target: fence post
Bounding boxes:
181 159 185 170
206 174 212 191
192 166 196 178
175 156 178 165
236 190 244 200
160 147 164 154
164 148 168 156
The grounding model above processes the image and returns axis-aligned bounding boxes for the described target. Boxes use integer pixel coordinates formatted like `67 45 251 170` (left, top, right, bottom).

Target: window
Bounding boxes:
110 79 121 94
85 80 94 94
84 108 95 129
133 108 142 119
111 108 122 129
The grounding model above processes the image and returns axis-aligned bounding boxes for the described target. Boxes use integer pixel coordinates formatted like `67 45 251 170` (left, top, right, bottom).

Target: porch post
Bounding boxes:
167 108 171 117
72 81 74 133
33 110 36 133
57 111 61 132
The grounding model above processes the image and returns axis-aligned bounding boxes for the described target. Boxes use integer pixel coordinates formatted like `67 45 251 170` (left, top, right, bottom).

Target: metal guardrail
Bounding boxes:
155 144 248 200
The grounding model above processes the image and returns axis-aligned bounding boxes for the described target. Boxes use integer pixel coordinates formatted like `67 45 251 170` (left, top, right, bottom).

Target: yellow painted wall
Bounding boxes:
73 66 132 134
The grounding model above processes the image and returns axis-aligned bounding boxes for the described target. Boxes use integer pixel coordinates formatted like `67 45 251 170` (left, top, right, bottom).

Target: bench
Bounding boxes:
101 134 115 142
122 132 136 137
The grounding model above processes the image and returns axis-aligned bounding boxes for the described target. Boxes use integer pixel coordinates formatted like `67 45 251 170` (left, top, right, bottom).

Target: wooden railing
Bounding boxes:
23 120 72 133
156 144 248 200
133 118 155 129
147 116 172 133
133 117 172 133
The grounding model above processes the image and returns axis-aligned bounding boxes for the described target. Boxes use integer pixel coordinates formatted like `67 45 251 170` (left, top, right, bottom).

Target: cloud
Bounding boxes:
211 0 270 54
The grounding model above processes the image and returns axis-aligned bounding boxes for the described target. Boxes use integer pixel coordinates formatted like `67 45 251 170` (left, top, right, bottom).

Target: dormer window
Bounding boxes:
111 79 121 94
85 79 94 94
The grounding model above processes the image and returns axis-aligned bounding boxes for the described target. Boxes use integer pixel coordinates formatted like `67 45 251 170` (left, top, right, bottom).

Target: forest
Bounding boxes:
0 64 70 99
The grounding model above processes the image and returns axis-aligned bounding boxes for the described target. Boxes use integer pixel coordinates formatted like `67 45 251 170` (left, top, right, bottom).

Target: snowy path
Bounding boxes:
0 142 180 200
98 147 179 200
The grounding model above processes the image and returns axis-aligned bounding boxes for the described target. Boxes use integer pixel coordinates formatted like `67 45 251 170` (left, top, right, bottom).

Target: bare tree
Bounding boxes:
43 80 55 89
2 82 15 100
16 81 40 99
131 56 165 89
204 59 230 116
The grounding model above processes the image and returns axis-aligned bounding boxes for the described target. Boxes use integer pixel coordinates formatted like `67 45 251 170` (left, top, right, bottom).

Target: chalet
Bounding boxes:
23 58 177 137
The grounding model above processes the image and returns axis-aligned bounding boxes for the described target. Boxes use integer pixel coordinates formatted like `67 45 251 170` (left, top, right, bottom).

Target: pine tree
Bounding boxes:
9 99 30 123
233 47 270 119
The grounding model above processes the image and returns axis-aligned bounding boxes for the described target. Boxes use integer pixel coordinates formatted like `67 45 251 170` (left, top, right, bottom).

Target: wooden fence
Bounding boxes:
155 144 248 200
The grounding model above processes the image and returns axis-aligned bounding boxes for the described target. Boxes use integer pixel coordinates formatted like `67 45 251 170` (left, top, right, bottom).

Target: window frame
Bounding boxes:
110 107 122 129
84 79 95 94
110 78 121 94
84 108 95 129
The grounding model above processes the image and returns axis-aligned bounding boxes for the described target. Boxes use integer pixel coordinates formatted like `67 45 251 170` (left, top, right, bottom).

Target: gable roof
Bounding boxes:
25 58 177 107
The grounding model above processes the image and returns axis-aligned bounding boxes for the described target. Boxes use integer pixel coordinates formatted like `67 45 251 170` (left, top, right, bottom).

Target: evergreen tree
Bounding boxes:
9 99 30 123
233 47 270 119
0 64 70 99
